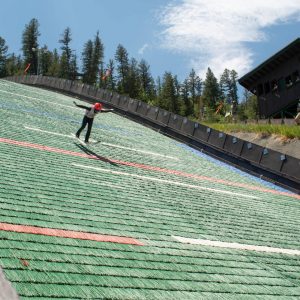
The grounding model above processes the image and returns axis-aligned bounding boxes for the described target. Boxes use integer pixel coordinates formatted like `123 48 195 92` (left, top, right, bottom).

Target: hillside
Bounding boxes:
0 80 300 299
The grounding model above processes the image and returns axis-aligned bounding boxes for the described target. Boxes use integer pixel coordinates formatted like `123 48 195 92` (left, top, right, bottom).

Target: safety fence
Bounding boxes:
5 75 300 193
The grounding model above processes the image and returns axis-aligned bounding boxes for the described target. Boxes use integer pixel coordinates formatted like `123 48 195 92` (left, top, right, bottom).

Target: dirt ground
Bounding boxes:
231 132 300 159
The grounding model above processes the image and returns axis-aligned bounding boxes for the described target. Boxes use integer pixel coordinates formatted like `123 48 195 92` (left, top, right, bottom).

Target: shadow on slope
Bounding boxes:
74 143 119 166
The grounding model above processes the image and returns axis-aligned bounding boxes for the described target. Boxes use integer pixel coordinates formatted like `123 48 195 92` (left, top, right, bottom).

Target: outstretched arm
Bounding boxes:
100 108 114 113
73 101 90 110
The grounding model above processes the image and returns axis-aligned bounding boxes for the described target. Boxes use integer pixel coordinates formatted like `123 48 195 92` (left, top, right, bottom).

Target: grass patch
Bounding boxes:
203 123 300 139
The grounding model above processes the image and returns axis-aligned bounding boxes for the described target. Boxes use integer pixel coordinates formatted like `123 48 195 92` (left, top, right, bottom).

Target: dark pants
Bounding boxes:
76 116 94 142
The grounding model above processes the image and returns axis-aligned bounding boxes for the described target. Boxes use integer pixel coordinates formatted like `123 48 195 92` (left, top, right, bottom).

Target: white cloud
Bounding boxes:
158 0 300 78
138 43 149 55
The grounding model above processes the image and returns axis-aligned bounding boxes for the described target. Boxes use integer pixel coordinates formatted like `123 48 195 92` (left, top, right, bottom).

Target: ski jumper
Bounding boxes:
74 102 113 143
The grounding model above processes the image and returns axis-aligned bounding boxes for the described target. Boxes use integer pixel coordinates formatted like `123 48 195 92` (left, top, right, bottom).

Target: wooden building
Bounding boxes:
239 38 300 118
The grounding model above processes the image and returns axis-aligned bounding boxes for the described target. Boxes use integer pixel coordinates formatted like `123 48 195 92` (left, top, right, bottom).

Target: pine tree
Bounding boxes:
47 49 60 77
138 59 155 102
173 75 182 114
188 69 202 106
6 54 23 76
0 37 8 77
220 69 238 104
90 31 104 84
154 76 162 106
220 69 239 117
187 69 202 117
115 44 129 94
22 18 40 75
202 68 219 110
104 59 116 90
82 39 93 84
39 45 52 75
149 77 156 103
98 63 105 87
230 70 238 116
59 27 72 79
128 58 140 98
219 68 231 102
160 72 179 113
181 79 193 116
195 77 203 118
69 53 78 81
156 76 162 98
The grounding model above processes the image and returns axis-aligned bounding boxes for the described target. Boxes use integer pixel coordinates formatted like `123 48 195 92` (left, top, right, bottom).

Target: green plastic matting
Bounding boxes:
0 79 300 299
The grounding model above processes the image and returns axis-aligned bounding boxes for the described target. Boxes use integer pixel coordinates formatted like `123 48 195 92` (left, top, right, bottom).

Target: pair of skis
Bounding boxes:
71 134 100 145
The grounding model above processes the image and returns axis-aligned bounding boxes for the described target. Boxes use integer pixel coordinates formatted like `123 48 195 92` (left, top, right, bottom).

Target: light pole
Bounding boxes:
32 47 40 75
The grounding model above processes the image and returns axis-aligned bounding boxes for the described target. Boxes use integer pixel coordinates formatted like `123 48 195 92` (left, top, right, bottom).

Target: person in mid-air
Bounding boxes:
74 101 113 143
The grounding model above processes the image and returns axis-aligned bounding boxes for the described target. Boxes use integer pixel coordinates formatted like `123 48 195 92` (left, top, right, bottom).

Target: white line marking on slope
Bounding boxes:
24 126 74 138
24 126 98 142
172 235 300 256
72 163 260 199
101 142 179 160
24 126 177 159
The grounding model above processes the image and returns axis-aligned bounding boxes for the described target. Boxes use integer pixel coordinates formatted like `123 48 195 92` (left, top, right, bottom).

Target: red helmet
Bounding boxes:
94 103 102 111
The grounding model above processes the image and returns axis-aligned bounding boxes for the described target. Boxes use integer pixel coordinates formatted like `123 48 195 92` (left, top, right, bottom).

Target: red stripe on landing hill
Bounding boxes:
0 137 92 159
0 222 144 246
118 160 300 199
0 137 299 200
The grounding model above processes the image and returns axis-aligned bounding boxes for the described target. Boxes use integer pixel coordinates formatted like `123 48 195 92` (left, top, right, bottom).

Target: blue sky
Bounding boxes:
1 0 300 86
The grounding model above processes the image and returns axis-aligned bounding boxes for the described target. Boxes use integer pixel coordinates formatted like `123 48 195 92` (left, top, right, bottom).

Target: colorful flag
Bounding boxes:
102 69 111 81
24 63 31 75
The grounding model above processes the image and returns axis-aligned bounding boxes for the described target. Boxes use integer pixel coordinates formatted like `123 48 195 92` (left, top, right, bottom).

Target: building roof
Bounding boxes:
239 38 300 90
1 79 300 299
